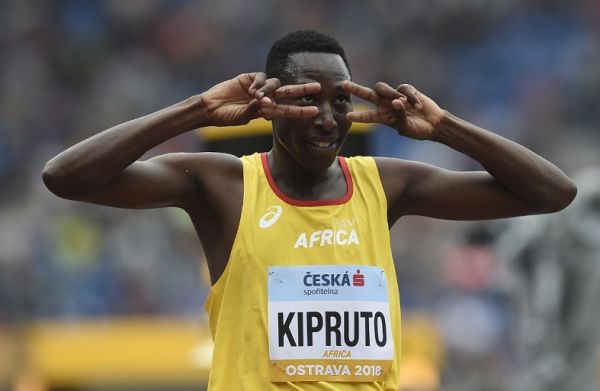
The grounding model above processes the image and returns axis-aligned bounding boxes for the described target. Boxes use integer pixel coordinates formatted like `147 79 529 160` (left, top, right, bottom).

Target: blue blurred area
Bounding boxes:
1 1 599 389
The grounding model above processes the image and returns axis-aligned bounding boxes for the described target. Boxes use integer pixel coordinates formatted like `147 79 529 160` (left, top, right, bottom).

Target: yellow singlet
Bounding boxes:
204 152 401 390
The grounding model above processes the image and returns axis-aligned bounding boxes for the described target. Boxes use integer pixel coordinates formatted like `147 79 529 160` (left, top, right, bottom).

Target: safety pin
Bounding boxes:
269 269 283 283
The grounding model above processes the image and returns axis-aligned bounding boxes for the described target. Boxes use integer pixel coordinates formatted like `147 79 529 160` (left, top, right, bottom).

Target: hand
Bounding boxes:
200 72 320 127
342 81 446 140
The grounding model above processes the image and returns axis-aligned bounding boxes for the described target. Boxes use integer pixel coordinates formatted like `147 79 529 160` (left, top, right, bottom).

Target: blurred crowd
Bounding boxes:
1 0 599 390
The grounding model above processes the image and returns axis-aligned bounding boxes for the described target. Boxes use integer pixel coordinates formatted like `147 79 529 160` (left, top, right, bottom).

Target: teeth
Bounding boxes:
309 140 335 148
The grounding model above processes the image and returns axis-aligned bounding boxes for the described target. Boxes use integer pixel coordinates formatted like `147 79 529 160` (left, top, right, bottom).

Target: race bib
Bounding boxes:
268 265 394 382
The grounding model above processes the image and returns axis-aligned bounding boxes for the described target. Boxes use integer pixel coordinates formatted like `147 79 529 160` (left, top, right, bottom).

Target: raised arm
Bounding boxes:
43 95 216 209
342 81 577 225
42 73 320 210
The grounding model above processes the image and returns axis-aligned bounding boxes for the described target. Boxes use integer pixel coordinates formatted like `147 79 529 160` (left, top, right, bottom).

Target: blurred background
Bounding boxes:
1 0 599 390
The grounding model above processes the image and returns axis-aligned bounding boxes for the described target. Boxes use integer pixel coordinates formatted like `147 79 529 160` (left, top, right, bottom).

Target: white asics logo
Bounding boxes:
259 206 283 228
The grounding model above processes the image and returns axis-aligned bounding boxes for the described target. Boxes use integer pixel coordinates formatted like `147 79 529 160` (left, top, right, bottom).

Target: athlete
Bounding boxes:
43 31 576 390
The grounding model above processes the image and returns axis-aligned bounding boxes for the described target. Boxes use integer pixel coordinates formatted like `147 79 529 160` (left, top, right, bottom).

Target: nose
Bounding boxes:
314 103 337 133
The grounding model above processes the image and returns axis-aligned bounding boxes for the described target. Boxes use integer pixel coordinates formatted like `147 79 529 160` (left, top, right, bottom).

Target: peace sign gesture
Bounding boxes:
341 81 446 140
200 72 320 127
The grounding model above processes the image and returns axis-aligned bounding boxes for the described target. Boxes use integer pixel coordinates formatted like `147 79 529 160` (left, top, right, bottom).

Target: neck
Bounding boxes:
267 147 340 200
269 147 334 182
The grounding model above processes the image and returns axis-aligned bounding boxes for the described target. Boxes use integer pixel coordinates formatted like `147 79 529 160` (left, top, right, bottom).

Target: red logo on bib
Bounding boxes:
353 270 364 286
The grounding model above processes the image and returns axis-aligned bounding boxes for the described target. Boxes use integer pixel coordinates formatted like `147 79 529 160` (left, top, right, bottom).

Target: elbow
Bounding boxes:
542 180 578 213
42 160 79 199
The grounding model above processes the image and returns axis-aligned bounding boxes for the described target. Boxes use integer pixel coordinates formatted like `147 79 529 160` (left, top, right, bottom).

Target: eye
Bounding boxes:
334 94 351 104
297 95 316 104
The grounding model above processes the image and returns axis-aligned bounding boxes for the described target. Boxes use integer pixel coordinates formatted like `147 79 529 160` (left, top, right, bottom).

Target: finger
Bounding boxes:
246 97 260 108
391 99 407 125
396 83 422 109
241 97 263 119
346 110 388 124
391 98 406 111
374 82 406 101
341 80 381 104
256 78 282 99
273 82 321 100
247 72 267 95
260 103 318 119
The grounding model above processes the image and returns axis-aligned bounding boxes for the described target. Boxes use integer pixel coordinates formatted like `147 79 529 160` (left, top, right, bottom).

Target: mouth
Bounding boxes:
306 138 338 150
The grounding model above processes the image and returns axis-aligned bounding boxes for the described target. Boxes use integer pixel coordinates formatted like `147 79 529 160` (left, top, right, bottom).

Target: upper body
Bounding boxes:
42 30 577 387
42 31 577 285
204 152 402 389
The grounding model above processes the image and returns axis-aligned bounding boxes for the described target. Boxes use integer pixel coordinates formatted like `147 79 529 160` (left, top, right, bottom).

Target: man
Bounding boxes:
43 31 576 390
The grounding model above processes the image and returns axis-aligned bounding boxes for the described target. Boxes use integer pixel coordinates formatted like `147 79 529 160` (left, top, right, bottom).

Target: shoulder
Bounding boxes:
151 152 244 205
344 155 417 187
153 151 243 182
372 156 419 174
372 156 412 191
371 156 442 208
373 156 440 185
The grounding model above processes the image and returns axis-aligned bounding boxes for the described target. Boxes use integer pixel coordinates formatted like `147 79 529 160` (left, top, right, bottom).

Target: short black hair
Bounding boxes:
266 30 351 80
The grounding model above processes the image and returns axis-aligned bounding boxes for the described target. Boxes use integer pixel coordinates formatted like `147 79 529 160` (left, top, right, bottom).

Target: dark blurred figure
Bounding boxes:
498 167 600 391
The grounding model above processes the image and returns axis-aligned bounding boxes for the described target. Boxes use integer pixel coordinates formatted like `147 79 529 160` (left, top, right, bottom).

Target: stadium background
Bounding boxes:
1 1 599 390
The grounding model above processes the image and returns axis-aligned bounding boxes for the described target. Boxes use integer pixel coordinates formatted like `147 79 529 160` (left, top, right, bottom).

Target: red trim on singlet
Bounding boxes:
261 152 354 207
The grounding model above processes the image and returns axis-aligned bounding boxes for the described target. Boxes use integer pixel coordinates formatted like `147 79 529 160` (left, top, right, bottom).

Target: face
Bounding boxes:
272 52 353 172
